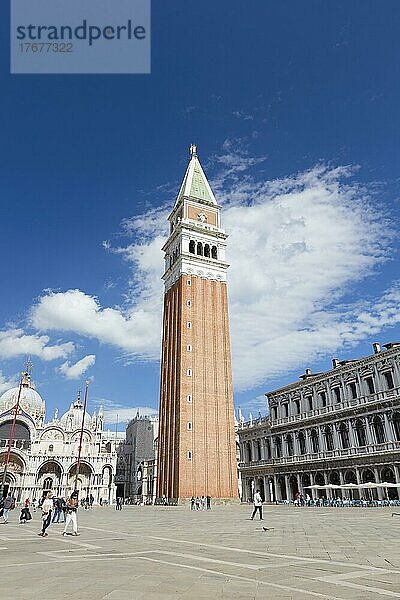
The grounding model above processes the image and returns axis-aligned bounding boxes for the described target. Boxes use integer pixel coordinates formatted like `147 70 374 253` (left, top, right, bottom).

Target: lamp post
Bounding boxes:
74 380 90 494
1 371 25 498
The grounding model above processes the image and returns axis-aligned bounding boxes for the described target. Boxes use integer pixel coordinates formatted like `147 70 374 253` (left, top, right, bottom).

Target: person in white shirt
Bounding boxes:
63 491 80 536
250 489 263 520
38 491 53 537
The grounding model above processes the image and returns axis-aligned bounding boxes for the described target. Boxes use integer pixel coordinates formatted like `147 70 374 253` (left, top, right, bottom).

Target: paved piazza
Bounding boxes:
0 504 399 599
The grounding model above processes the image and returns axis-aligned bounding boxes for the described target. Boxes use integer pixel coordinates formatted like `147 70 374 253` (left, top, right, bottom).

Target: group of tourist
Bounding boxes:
190 495 212 510
0 491 80 536
37 491 80 537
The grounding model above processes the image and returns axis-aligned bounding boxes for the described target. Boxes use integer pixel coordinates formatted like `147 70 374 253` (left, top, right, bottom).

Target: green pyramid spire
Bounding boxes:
176 145 217 205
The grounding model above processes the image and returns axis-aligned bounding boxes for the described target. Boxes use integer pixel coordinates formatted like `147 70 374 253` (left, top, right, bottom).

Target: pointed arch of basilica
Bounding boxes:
36 460 63 494
0 451 26 500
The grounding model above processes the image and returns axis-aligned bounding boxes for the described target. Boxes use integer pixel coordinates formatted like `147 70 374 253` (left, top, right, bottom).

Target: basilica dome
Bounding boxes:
0 374 45 419
60 396 92 431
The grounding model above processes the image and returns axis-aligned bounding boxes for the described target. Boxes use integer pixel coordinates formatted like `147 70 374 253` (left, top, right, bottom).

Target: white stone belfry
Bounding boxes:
162 145 229 292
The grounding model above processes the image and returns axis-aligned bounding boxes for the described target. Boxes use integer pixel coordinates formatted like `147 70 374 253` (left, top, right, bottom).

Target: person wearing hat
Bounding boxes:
62 491 80 536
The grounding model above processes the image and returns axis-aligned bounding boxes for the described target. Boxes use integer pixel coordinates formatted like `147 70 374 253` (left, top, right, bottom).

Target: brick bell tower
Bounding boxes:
157 145 238 503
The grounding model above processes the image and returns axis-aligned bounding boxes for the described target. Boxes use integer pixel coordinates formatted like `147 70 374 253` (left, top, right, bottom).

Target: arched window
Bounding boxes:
246 441 252 462
324 425 334 451
294 399 300 415
362 468 375 483
211 246 217 259
383 371 395 390
393 412 400 441
381 466 395 483
283 404 288 418
0 421 31 442
329 471 340 485
271 406 277 420
298 432 306 455
275 437 282 458
365 376 375 394
196 242 203 256
43 477 52 490
310 429 319 453
333 387 341 403
345 470 357 484
256 440 262 461
189 240 195 254
278 476 287 500
373 416 386 444
204 244 210 258
355 419 367 446
265 439 271 459
339 423 350 449
348 382 357 399
286 434 294 456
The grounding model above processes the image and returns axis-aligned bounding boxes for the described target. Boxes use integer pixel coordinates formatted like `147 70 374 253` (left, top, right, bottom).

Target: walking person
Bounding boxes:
1 493 15 524
63 491 80 536
20 498 32 524
200 495 205 511
38 491 53 536
52 496 63 524
190 496 195 510
206 495 212 510
250 489 263 520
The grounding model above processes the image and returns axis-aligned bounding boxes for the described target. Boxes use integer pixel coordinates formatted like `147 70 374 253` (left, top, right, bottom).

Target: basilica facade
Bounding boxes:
0 371 125 503
238 342 400 502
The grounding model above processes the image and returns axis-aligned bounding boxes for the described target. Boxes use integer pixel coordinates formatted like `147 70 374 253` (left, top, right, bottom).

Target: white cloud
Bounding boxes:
28 146 400 392
0 328 74 361
212 138 266 181
223 164 396 389
92 397 158 425
233 111 254 121
103 406 158 425
237 395 268 420
59 354 96 380
31 288 161 360
0 371 17 394
30 204 169 362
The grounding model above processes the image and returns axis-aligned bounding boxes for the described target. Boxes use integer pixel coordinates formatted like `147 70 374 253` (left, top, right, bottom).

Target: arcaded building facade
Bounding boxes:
0 371 125 503
238 343 400 502
157 145 237 503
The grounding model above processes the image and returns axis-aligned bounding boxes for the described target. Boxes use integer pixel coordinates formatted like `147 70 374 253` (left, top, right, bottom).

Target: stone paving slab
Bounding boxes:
0 504 399 599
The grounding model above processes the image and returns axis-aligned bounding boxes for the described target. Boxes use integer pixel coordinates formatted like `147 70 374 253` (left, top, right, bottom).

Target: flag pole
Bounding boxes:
1 371 25 497
74 380 90 493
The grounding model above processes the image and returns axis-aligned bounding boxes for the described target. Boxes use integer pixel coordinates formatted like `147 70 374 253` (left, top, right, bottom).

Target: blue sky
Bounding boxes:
1 1 400 426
